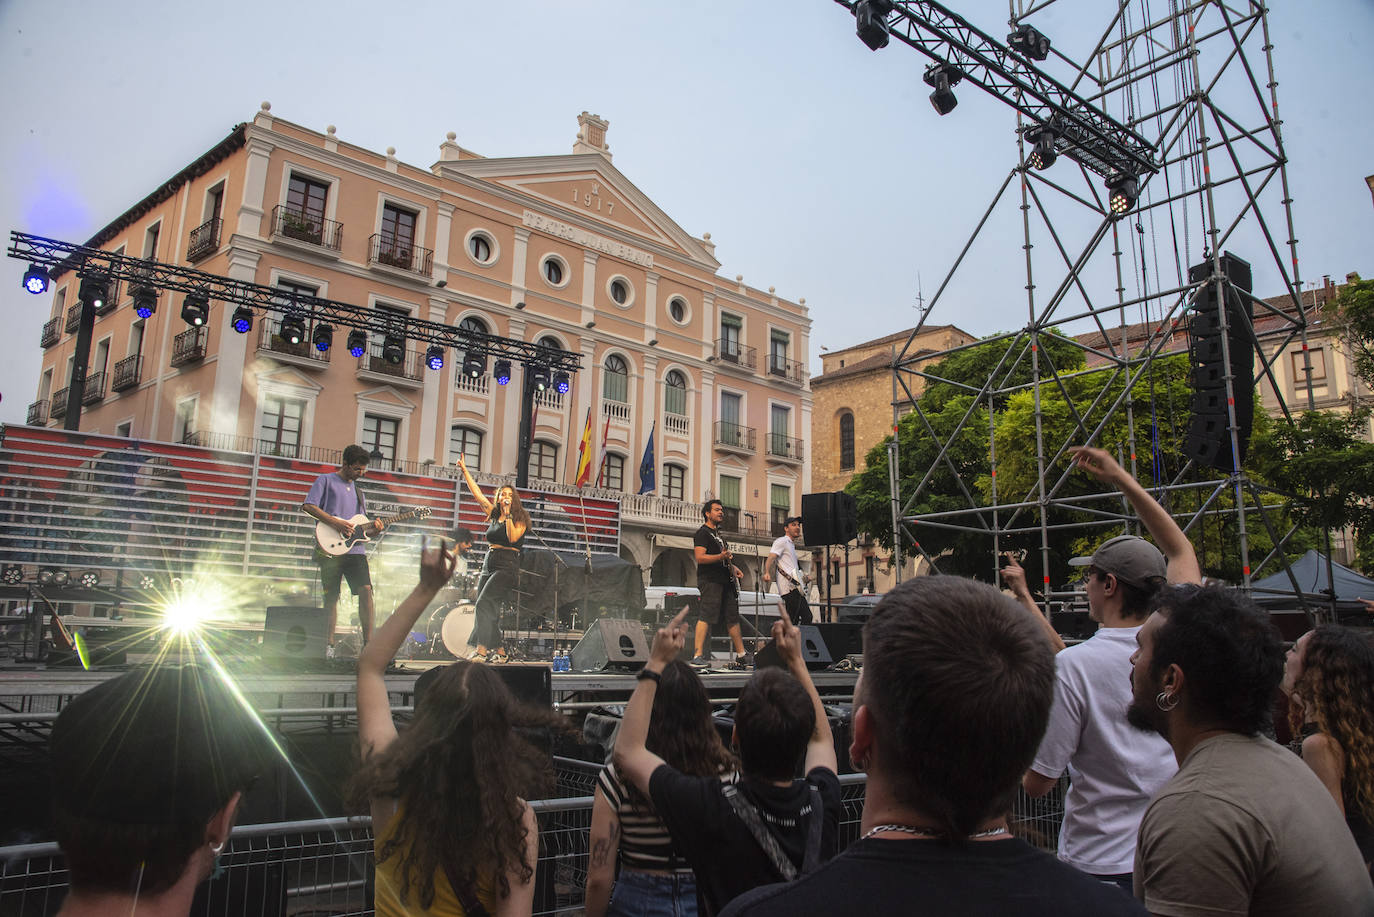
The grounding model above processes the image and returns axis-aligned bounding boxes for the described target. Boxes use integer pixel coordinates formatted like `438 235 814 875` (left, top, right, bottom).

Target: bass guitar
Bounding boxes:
315 507 432 556
719 535 741 599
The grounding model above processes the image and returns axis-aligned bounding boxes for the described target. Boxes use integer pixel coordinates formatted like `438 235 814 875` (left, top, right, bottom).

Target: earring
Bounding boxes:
1155 690 1179 712
210 840 225 856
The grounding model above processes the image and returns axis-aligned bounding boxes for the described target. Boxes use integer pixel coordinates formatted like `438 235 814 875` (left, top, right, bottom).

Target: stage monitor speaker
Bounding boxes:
801 491 858 546
812 622 863 659
495 665 553 708
262 606 329 663
756 624 834 671
571 618 650 672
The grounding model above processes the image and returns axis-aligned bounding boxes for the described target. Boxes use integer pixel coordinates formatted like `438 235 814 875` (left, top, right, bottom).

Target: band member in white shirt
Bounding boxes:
764 516 813 626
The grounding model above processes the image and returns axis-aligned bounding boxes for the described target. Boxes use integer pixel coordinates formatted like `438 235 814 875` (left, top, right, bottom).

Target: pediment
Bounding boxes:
254 365 324 394
715 454 749 472
355 386 417 412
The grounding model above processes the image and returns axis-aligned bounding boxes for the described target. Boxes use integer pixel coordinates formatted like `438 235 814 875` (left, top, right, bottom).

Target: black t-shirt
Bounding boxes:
694 524 731 585
719 836 1149 917
649 764 842 916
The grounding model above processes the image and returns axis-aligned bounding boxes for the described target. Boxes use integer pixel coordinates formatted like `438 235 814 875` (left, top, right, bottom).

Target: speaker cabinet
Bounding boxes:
812 622 864 659
756 624 834 671
571 619 651 672
801 491 858 546
1184 252 1254 472
262 606 329 663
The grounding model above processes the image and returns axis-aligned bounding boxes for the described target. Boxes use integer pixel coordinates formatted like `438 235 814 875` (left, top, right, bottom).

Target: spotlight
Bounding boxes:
79 273 109 310
854 0 895 51
138 573 156 589
231 306 254 334
313 323 334 352
78 569 100 589
1026 124 1058 170
924 63 963 116
425 344 445 370
1107 173 1140 215
529 364 551 392
1 564 22 585
347 329 367 358
1008 24 1051 61
462 350 486 379
23 263 49 295
52 569 71 587
181 293 209 327
133 286 158 318
280 314 306 346
553 371 571 394
494 358 512 386
37 569 55 586
383 334 405 365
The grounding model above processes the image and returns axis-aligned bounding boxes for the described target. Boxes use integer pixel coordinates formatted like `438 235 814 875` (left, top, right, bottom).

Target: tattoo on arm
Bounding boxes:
589 821 620 868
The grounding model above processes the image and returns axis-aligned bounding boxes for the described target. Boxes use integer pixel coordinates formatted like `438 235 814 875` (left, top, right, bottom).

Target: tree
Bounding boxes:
1322 276 1374 388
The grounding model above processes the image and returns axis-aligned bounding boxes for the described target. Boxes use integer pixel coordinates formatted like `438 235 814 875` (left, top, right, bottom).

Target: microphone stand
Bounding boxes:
527 527 570 662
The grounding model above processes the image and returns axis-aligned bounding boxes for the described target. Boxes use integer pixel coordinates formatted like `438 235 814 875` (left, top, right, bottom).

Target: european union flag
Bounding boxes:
638 423 656 494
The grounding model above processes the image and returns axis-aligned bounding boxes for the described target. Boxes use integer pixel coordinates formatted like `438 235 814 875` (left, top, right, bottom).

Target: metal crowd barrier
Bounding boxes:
0 761 1064 915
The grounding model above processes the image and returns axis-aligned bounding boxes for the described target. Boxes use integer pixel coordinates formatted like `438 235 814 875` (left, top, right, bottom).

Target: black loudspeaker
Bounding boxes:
1184 252 1254 472
812 622 863 659
756 624 834 671
801 491 858 546
262 606 329 663
571 619 650 672
494 665 553 707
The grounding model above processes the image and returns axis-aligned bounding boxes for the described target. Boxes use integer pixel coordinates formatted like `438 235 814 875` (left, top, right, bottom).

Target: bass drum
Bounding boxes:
426 601 476 659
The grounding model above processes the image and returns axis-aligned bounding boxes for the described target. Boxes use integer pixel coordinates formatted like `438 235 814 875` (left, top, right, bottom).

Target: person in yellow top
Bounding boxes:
354 537 562 915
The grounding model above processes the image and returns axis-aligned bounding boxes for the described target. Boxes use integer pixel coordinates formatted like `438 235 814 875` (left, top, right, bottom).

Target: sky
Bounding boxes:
1 0 1370 425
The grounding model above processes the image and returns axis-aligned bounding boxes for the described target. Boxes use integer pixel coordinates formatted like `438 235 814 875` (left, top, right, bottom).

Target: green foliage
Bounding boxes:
1249 408 1374 535
1322 278 1374 388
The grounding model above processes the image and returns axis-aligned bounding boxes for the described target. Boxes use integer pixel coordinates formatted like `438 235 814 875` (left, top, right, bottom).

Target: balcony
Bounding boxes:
112 355 143 392
187 217 222 262
664 413 690 437
767 353 806 385
50 387 70 419
184 431 343 464
368 234 434 278
535 389 564 411
356 342 424 388
603 399 631 423
712 339 757 371
40 318 60 348
713 421 756 453
26 400 49 426
81 371 107 405
65 304 81 333
766 432 805 463
170 327 208 367
455 371 490 396
269 205 343 254
256 321 331 368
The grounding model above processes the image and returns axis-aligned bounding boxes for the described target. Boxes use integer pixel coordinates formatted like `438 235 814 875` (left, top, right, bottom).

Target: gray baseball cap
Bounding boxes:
1068 534 1166 589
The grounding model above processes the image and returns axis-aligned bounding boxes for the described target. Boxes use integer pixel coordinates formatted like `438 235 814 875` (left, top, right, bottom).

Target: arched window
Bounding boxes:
603 354 629 403
449 425 482 471
664 370 687 416
536 334 563 352
599 453 625 491
459 316 488 336
839 412 855 471
528 440 558 482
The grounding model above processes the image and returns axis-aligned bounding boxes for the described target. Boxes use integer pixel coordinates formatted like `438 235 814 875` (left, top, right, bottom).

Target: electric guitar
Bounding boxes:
717 533 741 599
315 507 432 556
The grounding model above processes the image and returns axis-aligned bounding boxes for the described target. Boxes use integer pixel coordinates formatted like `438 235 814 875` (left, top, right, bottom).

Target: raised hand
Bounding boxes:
417 536 457 591
1001 558 1031 599
771 614 802 669
1068 445 1128 485
651 608 690 664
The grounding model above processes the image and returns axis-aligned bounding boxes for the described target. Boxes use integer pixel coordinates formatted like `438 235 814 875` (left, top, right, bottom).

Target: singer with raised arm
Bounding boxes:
302 444 385 653
690 499 752 669
458 455 528 664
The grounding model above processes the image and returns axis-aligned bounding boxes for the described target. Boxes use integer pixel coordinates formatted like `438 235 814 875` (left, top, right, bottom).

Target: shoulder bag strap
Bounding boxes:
801 784 823 874
721 785 798 882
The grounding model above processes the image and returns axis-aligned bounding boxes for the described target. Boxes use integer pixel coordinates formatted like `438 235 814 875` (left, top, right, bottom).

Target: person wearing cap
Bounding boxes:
48 664 270 917
764 516 813 626
1021 445 1201 891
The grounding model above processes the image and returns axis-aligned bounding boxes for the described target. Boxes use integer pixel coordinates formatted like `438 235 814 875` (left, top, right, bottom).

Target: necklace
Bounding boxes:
861 823 1009 841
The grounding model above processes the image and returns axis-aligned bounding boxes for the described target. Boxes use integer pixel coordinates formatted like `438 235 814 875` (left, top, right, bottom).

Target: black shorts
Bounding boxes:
697 580 739 627
319 553 371 601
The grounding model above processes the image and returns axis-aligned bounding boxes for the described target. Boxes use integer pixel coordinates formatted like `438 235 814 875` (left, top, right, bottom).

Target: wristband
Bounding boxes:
636 668 662 684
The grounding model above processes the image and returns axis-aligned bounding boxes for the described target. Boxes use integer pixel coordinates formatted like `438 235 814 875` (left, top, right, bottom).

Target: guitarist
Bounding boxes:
764 515 813 625
691 499 752 669
302 445 385 652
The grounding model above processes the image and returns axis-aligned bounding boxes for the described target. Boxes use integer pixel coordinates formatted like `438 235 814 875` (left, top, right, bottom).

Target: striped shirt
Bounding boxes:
598 762 732 872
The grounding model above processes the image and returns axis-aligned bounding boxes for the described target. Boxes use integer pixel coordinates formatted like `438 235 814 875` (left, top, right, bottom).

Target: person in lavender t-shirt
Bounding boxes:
302 445 385 651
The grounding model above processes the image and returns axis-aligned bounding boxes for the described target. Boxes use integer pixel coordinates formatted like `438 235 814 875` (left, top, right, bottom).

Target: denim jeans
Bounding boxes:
607 868 698 917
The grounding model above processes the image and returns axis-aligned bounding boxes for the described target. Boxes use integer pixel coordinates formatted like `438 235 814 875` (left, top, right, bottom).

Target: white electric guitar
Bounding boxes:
315 507 432 556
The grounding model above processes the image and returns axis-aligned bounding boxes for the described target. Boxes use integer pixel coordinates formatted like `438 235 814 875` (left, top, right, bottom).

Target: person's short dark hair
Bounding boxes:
1149 584 1282 736
342 444 371 466
861 575 1055 839
50 665 270 896
452 526 475 546
733 667 815 781
702 499 723 520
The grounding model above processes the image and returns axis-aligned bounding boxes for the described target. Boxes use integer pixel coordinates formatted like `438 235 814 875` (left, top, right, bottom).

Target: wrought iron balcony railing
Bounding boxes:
50 387 70 418
81 371 107 405
766 432 805 462
186 217 222 261
368 234 434 276
112 355 142 391
65 304 81 333
270 205 343 252
40 318 60 348
712 339 757 370
767 353 806 384
257 322 331 366
170 327 208 366
713 421 756 452
26 399 49 425
357 342 424 384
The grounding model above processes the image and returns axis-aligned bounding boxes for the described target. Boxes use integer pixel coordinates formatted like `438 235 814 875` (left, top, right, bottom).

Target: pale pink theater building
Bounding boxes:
25 106 813 585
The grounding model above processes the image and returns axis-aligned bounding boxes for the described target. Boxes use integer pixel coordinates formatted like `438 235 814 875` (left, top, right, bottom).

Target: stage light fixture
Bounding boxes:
139 573 157 589
462 350 486 379
78 569 100 589
52 569 71 587
1008 24 1051 61
1026 124 1058 170
313 323 334 352
494 358 512 386
280 314 306 346
553 371 571 394
23 263 49 295
383 334 405 365
181 293 209 327
37 568 55 586
924 63 963 116
425 344 445 370
529 364 551 392
1 564 22 585
79 273 109 310
1107 174 1140 215
347 329 367 358
854 0 896 51
133 286 158 318
231 306 254 334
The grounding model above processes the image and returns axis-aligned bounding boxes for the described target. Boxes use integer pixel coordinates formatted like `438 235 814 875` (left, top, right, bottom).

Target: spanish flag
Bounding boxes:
574 408 594 486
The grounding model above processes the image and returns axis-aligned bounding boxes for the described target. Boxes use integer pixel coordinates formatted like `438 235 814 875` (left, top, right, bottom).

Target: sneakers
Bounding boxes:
689 655 710 668
738 651 755 668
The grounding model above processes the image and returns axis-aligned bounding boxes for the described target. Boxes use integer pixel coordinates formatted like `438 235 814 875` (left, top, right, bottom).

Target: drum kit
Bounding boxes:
420 565 481 659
